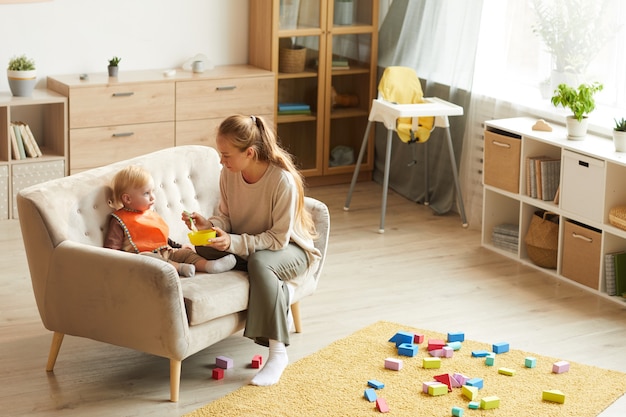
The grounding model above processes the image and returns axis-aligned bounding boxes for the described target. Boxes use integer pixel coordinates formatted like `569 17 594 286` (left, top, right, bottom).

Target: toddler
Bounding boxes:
104 165 236 277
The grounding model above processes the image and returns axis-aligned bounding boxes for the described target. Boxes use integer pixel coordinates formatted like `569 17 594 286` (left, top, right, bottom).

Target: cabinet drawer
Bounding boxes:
175 113 274 148
68 82 175 128
69 122 175 173
561 150 605 222
176 76 274 121
483 130 521 193
561 220 601 289
12 160 65 219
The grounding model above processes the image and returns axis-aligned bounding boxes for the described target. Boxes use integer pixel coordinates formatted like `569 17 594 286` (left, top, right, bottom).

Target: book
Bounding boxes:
17 123 37 158
12 123 26 159
23 122 42 157
278 103 311 112
278 109 312 115
605 252 617 296
9 123 20 160
539 159 560 201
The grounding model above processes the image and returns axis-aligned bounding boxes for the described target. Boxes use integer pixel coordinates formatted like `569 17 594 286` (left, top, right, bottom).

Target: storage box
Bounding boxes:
561 150 605 223
0 165 8 220
11 160 65 219
483 130 521 193
561 219 602 289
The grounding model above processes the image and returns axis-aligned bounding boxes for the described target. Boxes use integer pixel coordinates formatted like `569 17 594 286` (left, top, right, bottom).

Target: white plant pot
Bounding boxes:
613 130 626 152
7 69 37 97
565 116 588 140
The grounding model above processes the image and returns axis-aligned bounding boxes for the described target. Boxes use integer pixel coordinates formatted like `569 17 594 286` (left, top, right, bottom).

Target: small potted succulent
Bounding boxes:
108 56 121 77
550 82 603 140
613 118 626 152
7 54 37 97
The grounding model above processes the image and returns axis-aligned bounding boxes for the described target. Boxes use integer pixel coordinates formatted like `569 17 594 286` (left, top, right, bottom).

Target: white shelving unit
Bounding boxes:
482 116 626 305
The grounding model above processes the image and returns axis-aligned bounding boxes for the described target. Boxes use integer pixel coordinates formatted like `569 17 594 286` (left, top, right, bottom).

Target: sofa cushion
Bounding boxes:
181 270 249 325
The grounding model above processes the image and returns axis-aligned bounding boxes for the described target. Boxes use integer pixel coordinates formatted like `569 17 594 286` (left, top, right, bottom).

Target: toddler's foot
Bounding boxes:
205 254 237 273
177 263 196 277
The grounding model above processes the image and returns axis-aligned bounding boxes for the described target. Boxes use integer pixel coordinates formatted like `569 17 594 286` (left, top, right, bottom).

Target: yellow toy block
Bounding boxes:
462 385 478 401
423 357 441 369
428 383 448 396
480 396 500 410
498 367 515 376
542 389 566 404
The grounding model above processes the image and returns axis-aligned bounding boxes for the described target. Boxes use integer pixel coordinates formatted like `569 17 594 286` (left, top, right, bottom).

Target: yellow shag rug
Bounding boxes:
184 321 626 416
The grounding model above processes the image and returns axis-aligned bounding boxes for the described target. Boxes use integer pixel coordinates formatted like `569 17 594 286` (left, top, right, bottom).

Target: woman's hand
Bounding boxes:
181 211 211 231
209 226 231 251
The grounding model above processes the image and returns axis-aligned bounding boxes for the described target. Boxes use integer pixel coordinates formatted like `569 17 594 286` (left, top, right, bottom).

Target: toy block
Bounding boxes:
428 383 449 396
525 357 537 368
453 373 469 385
451 406 464 416
552 360 570 374
376 398 390 413
212 367 224 380
498 367 515 376
443 346 454 358
471 350 490 357
251 354 263 369
447 332 465 343
384 357 403 371
428 339 446 351
485 354 495 366
462 385 478 401
368 379 385 389
450 375 462 388
422 381 439 393
414 333 425 344
434 374 454 391
542 389 566 404
492 342 510 354
364 388 377 402
468 401 480 409
398 343 418 357
465 377 483 389
429 348 444 357
215 355 234 369
480 396 501 410
389 331 414 347
447 341 462 351
423 357 441 369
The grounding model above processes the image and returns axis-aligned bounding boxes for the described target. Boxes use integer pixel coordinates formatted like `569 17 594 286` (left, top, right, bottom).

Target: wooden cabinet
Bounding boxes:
249 0 379 185
482 117 626 304
47 65 274 174
0 90 67 219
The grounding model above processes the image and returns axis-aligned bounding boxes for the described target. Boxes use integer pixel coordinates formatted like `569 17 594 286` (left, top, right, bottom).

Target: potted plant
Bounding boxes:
613 118 626 152
550 82 603 140
108 56 121 77
7 54 37 97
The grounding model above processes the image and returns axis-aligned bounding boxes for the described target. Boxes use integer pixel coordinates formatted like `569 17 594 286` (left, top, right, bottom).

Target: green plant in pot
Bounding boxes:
7 54 37 97
550 82 603 140
613 117 626 152
108 56 121 77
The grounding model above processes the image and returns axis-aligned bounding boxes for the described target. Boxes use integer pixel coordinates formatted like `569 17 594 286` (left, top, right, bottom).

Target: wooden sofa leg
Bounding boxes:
46 332 65 372
170 359 182 402
291 301 302 333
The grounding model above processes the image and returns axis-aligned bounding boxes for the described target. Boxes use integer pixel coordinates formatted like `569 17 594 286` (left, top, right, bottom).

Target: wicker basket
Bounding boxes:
524 210 559 269
279 46 306 73
609 206 626 231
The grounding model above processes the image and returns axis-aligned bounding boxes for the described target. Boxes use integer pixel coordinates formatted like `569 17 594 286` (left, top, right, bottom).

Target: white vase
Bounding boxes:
565 116 588 140
613 130 626 152
7 69 37 97
334 0 354 25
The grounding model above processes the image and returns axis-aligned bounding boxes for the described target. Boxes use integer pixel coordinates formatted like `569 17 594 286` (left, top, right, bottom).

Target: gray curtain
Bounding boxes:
374 0 483 215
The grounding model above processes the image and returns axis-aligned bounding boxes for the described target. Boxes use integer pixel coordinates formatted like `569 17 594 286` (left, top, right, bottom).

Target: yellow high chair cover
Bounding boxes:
377 66 435 143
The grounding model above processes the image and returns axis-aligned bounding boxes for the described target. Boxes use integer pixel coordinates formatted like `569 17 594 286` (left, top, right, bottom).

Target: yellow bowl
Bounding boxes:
188 229 216 246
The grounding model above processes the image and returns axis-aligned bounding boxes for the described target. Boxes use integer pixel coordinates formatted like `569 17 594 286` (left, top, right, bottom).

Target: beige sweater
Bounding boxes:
209 164 321 265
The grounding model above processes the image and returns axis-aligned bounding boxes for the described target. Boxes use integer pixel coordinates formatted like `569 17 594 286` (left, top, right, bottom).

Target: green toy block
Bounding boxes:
468 401 480 409
428 383 448 396
525 356 537 368
423 357 441 369
498 367 515 376
542 389 566 404
480 396 500 410
451 405 464 416
462 385 478 401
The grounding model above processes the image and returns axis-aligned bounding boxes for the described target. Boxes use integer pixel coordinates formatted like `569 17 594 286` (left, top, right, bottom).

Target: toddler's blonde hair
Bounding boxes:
110 165 152 209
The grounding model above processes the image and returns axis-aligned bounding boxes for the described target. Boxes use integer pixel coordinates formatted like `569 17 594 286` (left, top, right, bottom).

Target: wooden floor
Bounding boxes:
2 181 626 417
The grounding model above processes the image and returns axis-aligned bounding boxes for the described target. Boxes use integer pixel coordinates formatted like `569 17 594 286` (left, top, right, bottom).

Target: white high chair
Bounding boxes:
344 66 468 233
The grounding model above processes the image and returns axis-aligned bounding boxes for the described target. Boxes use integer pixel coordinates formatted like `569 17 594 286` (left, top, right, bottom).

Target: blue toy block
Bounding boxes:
492 342 510 354
398 342 418 357
525 357 537 368
452 406 464 416
465 377 484 389
485 354 495 366
447 332 465 343
447 341 462 351
389 331 414 347
364 388 377 402
471 350 490 357
468 401 480 409
368 379 385 389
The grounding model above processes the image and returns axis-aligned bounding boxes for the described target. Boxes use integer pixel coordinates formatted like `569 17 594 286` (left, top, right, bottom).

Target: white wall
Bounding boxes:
0 0 249 92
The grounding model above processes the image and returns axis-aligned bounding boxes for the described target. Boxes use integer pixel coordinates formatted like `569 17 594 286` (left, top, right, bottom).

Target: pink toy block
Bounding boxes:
422 381 439 393
428 339 446 351
450 375 462 388
443 346 454 358
429 348 444 357
251 354 263 369
552 360 570 374
376 398 390 413
216 356 234 369
384 357 403 371
453 373 469 385
414 333 425 344
212 367 224 380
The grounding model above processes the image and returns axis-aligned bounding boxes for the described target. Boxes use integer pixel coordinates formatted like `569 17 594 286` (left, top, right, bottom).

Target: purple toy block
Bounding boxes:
422 381 439 393
552 360 570 374
453 373 469 385
216 355 234 369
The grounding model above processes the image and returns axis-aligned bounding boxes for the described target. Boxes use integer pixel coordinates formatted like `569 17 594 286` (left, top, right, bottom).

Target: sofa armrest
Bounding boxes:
44 241 192 360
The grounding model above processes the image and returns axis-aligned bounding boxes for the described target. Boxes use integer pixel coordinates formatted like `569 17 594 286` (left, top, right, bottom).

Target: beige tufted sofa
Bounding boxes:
17 145 330 402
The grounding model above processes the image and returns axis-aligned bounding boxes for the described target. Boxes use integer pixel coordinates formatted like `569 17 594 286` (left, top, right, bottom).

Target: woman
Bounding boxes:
182 114 320 386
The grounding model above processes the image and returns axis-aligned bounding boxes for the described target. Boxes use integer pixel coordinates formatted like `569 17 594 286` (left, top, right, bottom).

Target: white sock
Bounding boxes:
204 254 237 273
286 283 295 332
250 340 288 386
177 263 195 277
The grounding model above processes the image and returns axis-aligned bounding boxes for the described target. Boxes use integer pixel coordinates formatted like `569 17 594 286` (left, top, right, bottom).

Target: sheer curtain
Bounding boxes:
374 0 483 216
